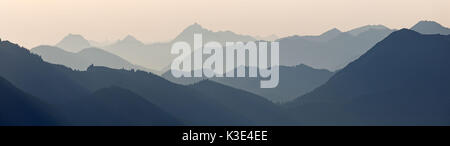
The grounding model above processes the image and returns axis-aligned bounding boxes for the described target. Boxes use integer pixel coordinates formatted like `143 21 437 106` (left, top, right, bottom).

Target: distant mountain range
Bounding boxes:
50 21 450 73
105 23 256 71
287 29 450 125
278 25 394 71
31 45 155 73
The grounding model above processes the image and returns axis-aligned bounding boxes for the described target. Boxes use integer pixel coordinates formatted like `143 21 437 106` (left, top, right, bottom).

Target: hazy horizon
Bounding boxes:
0 0 449 48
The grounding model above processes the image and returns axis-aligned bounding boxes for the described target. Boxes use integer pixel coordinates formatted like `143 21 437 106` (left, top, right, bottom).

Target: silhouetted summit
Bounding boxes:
56 34 91 52
411 20 450 35
106 23 255 71
110 35 144 49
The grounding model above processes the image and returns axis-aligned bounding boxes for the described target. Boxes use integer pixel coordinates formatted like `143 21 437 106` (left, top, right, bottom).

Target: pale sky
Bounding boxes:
0 0 449 48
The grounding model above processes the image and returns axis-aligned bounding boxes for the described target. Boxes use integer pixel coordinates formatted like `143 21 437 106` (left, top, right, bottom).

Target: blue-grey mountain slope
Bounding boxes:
59 65 292 125
287 29 450 125
62 86 181 126
55 34 91 53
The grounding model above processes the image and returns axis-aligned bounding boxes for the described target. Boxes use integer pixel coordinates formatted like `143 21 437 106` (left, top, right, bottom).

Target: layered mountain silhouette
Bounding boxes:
31 45 155 73
287 29 450 125
0 40 90 104
2 21 450 126
411 20 450 35
278 25 394 71
1 40 292 125
56 34 91 52
50 21 448 74
0 76 58 125
163 65 334 103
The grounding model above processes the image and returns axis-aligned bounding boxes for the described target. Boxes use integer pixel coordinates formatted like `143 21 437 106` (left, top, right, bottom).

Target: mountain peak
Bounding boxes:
59 34 88 43
310 28 342 41
113 35 144 47
411 20 450 35
413 20 443 28
181 23 208 34
321 28 342 36
123 35 138 42
187 23 204 30
56 33 91 52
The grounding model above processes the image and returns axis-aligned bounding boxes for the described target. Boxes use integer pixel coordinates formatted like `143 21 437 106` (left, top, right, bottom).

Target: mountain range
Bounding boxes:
278 25 394 71
2 20 450 126
50 21 449 73
105 23 256 71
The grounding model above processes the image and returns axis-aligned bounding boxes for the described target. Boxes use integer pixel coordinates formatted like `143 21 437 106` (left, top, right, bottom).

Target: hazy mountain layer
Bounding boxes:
56 34 91 53
31 45 156 73
105 23 256 71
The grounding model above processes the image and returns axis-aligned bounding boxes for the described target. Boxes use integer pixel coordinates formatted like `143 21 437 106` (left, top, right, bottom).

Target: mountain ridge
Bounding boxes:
287 29 450 125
